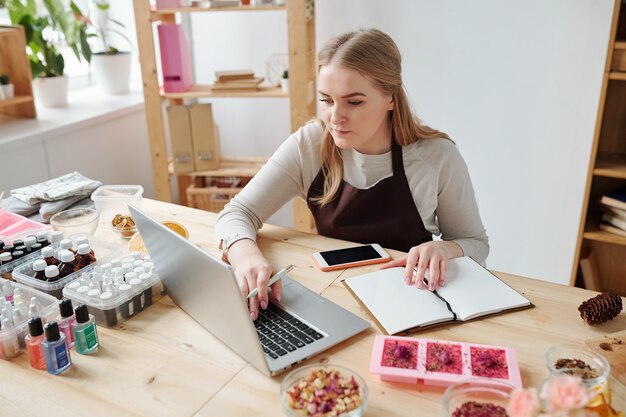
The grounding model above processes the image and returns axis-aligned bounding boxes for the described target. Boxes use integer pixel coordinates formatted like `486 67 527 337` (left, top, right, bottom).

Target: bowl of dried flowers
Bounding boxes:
280 364 367 417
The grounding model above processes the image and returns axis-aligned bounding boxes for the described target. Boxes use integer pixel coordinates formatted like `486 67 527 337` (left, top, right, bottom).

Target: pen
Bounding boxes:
247 264 295 299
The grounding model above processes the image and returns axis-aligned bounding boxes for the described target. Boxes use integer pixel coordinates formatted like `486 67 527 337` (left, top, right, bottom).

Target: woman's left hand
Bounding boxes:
381 241 463 291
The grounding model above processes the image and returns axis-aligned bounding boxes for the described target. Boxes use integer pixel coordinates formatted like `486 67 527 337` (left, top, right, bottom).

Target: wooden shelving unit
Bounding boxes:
0 26 36 118
572 0 626 294
133 0 317 233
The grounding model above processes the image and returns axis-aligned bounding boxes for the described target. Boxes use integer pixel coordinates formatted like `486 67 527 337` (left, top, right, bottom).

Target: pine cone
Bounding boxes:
578 293 623 325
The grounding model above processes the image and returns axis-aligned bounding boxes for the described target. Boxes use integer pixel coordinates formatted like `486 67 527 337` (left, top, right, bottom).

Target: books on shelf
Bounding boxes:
600 223 626 237
191 0 241 7
599 187 626 237
212 70 263 92
342 257 533 335
600 186 626 212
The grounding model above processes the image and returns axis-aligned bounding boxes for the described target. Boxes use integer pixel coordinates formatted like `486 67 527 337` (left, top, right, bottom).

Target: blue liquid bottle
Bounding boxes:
42 322 72 375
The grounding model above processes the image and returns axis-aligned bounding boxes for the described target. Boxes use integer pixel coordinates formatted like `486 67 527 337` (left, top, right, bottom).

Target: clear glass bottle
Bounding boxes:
57 299 76 349
72 304 99 355
0 317 19 359
25 317 47 370
42 322 72 375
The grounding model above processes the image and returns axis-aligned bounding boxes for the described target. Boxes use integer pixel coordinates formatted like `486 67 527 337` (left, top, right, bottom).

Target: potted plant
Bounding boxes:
7 0 91 107
86 0 133 94
281 69 289 93
0 73 14 100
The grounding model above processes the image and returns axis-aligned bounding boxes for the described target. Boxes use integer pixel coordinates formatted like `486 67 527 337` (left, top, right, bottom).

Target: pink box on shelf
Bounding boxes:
369 335 522 388
155 0 184 8
157 24 193 93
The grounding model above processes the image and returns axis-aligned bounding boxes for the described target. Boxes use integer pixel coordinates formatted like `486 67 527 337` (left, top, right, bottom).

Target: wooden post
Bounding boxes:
133 1 173 202
287 0 317 233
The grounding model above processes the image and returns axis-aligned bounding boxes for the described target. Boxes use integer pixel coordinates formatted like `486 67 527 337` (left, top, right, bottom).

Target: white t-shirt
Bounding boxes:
215 121 489 264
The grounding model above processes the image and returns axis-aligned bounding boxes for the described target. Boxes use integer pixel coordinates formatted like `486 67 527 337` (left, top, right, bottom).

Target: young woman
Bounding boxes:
215 28 489 320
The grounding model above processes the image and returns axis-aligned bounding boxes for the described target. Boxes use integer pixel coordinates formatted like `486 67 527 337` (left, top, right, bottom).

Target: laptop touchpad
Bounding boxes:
276 279 324 310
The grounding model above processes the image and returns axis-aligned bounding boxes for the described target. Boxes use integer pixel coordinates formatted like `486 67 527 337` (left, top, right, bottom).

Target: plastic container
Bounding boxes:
0 277 59 360
62 253 163 327
0 209 51 243
442 379 514 417
280 364 367 417
90 185 143 221
50 208 99 239
369 335 522 388
13 249 121 299
0 233 54 280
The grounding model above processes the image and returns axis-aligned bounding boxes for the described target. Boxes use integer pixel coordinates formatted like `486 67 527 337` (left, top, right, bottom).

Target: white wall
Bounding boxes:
187 0 613 284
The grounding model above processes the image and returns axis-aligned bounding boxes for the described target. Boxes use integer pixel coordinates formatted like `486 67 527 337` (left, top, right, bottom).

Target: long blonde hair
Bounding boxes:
313 28 449 205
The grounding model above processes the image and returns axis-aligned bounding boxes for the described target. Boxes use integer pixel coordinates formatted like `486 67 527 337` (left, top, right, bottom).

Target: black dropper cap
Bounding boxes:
75 304 90 324
13 239 24 247
59 299 74 318
44 321 61 342
28 317 44 337
30 243 43 252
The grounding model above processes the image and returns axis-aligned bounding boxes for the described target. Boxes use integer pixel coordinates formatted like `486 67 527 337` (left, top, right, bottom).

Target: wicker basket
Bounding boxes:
186 175 252 213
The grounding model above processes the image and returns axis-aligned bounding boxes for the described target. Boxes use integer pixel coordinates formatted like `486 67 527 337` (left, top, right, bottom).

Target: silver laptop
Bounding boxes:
129 205 369 376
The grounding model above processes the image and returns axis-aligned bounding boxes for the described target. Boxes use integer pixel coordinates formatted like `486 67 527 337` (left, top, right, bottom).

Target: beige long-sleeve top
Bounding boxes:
215 121 489 264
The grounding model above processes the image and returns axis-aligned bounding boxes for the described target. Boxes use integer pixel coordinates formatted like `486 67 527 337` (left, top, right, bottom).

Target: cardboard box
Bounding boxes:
167 105 196 173
189 103 221 171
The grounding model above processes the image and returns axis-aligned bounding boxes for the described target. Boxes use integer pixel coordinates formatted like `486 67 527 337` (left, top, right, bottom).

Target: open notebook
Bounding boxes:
343 257 533 335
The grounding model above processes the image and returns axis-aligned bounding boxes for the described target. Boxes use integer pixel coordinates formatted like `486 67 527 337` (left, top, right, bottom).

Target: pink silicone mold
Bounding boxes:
369 335 522 388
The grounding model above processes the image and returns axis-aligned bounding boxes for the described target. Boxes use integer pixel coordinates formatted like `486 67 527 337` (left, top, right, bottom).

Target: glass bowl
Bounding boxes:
110 213 138 239
544 344 611 407
280 364 368 417
442 379 514 417
50 208 99 238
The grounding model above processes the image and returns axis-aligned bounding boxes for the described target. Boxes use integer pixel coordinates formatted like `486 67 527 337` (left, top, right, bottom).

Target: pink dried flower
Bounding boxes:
506 388 540 417
542 374 593 413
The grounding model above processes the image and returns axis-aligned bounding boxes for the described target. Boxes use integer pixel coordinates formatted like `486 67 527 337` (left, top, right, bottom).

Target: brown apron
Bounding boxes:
307 140 433 252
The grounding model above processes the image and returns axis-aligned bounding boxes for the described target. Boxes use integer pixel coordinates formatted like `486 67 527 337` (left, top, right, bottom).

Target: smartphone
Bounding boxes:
312 243 391 271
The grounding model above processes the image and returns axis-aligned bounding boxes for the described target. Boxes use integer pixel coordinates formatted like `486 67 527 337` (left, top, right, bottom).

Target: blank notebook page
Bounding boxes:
436 257 531 321
344 267 454 334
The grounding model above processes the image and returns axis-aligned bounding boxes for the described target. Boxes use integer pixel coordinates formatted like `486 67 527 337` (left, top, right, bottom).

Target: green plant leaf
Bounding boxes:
80 29 92 63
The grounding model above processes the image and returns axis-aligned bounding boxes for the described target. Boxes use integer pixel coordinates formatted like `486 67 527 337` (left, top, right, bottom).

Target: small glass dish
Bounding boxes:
280 364 368 417
442 379 513 417
50 208 99 238
110 213 137 239
545 344 611 408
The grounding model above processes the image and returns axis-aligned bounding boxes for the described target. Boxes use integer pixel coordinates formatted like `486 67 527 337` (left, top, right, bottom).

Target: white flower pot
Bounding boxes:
33 76 68 107
0 83 14 100
281 78 289 93
92 52 131 95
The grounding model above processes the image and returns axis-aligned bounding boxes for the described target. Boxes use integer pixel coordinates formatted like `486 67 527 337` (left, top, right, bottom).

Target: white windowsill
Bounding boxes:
0 85 145 151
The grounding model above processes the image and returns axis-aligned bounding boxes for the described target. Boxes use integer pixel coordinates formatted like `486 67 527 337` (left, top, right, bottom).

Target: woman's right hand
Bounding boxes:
225 238 282 321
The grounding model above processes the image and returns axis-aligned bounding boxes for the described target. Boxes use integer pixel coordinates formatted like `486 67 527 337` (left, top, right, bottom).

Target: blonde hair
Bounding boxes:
313 28 449 205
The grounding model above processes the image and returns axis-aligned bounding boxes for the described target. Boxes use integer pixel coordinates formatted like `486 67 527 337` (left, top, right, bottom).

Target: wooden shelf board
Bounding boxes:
160 84 287 99
168 156 268 177
583 229 626 246
151 4 284 20
593 153 626 179
615 41 626 50
609 71 626 80
0 95 33 109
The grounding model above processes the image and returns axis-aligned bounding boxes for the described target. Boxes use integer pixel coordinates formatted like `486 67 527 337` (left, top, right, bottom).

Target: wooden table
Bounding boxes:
1 199 624 417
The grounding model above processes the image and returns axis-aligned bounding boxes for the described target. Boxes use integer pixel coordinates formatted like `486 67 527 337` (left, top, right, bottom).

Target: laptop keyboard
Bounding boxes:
255 303 325 360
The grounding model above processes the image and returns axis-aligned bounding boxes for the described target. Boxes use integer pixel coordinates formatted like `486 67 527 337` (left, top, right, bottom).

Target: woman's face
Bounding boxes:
318 64 394 155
